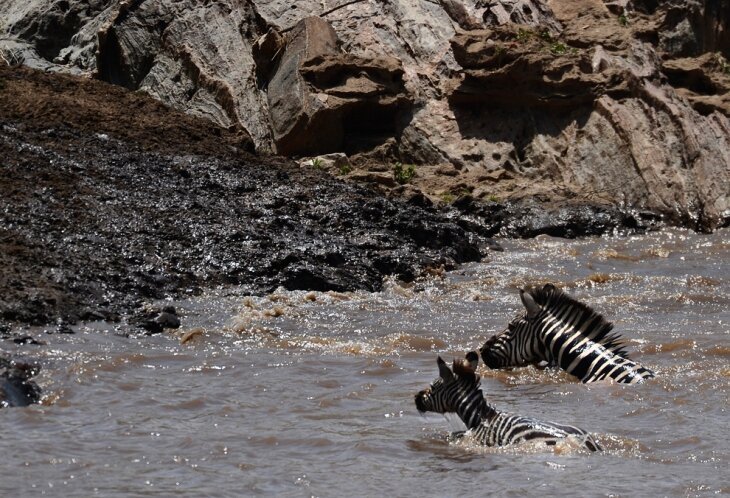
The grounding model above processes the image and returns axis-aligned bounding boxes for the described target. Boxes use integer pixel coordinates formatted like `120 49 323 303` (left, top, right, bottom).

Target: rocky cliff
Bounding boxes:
1 0 729 230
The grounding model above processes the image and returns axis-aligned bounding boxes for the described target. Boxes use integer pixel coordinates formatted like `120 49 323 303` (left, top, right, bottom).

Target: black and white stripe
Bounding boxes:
480 284 655 384
415 352 601 451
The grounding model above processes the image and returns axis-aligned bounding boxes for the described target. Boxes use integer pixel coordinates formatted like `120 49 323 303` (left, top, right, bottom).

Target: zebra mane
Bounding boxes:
529 284 629 358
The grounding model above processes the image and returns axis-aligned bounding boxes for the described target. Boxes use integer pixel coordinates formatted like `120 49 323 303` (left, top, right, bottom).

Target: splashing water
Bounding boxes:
1 228 728 496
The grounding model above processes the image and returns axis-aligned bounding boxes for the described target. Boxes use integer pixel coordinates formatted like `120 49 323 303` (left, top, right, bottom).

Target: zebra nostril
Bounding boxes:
415 392 428 412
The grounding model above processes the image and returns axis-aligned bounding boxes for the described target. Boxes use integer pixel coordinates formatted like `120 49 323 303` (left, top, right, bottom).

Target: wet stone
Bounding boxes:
12 335 46 345
0 65 488 328
156 312 181 330
0 358 42 408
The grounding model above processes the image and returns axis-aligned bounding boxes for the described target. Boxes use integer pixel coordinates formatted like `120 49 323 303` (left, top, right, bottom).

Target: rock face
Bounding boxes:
266 17 411 155
662 52 730 115
441 23 730 230
447 26 633 107
1 0 729 229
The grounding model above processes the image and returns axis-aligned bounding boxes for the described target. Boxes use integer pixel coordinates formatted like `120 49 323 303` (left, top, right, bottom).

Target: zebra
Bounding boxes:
479 283 655 383
415 352 601 451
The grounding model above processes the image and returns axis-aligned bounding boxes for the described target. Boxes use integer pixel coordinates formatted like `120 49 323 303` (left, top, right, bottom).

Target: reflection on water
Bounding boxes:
1 228 728 497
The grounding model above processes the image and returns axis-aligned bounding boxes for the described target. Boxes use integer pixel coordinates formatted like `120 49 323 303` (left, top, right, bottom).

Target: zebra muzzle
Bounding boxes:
415 390 429 413
479 336 500 368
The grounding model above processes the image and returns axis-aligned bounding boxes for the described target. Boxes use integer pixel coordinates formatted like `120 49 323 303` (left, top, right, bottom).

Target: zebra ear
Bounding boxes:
465 351 479 371
453 352 478 376
520 289 542 319
453 359 472 376
437 356 454 381
543 283 557 293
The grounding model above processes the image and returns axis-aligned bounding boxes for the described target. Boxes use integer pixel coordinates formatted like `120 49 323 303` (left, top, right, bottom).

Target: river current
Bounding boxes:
1 228 728 497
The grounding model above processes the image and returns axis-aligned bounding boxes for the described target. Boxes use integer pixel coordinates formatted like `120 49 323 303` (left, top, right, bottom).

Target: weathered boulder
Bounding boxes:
472 0 562 30
438 23 730 229
0 0 113 72
94 0 272 146
267 17 411 156
632 0 730 57
662 52 730 116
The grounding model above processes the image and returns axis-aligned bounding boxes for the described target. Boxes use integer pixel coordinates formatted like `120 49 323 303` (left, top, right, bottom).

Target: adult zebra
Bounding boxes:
414 352 601 451
479 283 655 383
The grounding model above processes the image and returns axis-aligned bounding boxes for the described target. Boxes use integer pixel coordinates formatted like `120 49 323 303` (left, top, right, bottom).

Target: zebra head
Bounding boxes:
415 352 480 414
479 286 547 369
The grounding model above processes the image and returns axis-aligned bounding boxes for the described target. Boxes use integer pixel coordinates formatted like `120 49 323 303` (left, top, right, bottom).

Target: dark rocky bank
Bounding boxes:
0 65 493 330
0 65 661 335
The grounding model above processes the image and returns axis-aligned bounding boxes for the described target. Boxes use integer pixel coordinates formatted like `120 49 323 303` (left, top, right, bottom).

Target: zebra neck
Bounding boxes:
456 388 497 430
535 312 581 365
536 312 624 381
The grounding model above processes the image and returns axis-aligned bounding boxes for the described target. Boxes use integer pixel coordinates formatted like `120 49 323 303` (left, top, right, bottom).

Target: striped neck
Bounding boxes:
455 384 497 430
531 286 628 361
536 310 595 370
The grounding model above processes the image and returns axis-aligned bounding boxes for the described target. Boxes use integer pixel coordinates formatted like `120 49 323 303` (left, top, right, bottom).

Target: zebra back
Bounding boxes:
472 411 601 452
415 352 601 451
528 284 654 383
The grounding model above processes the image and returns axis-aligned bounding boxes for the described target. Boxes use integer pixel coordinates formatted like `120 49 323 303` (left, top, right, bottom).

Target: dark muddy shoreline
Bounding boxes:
1 66 492 329
0 65 659 331
0 118 488 326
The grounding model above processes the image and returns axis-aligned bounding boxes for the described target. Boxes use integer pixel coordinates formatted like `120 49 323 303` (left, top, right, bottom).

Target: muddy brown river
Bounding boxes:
1 228 728 496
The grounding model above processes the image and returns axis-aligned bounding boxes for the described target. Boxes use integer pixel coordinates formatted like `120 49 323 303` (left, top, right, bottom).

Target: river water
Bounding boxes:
1 228 728 497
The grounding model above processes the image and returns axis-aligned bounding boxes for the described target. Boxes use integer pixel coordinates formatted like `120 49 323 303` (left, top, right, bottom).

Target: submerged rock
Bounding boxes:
131 306 181 335
449 195 662 238
0 358 42 408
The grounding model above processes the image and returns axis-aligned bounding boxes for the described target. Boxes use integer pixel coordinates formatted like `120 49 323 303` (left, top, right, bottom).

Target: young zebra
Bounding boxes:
415 352 601 451
480 283 655 383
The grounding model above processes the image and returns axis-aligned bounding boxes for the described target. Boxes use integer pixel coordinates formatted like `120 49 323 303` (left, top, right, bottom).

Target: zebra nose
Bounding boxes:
415 391 428 412
480 336 498 367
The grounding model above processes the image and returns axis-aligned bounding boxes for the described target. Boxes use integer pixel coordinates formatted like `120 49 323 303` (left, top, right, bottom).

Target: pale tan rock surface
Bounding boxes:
1 0 728 229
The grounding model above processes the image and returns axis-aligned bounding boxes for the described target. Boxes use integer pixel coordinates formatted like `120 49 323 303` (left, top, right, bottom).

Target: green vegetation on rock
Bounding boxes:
393 162 416 184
